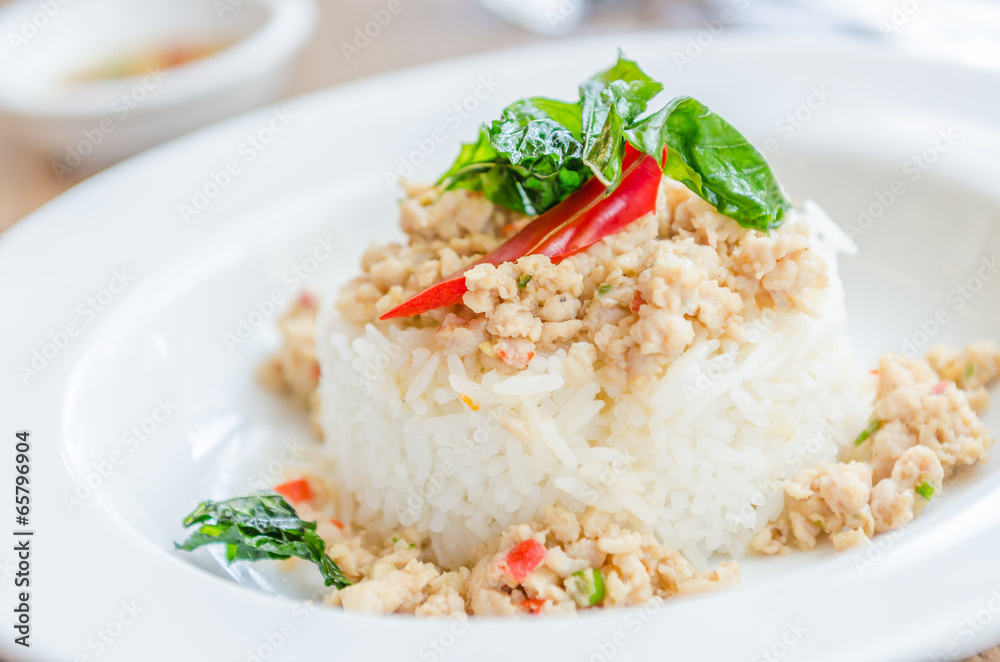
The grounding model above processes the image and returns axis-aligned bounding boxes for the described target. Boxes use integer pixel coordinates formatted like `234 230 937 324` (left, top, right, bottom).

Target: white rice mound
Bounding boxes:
315 203 868 569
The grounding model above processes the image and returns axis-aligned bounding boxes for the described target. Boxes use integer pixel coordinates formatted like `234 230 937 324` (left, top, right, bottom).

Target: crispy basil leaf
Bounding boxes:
176 494 350 589
438 55 790 231
438 55 662 215
625 96 791 231
579 55 663 188
439 99 589 215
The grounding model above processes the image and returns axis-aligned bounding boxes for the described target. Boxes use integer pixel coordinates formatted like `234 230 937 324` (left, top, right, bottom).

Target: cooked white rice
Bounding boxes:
315 203 868 569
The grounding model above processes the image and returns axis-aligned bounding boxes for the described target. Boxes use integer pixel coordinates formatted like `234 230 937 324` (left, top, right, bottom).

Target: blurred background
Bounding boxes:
2 0 1000 235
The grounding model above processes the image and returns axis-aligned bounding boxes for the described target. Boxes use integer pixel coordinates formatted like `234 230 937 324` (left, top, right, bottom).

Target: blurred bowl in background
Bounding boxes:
0 0 317 178
479 0 587 35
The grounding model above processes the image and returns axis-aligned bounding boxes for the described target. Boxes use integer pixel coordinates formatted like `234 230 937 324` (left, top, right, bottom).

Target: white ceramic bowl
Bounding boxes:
0 0 316 176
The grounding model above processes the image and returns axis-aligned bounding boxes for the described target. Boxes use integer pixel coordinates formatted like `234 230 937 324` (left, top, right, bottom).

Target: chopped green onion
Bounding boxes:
392 536 399 543
566 568 606 607
964 363 975 379
854 419 883 446
517 273 533 290
596 284 614 296
409 542 417 549
915 481 935 500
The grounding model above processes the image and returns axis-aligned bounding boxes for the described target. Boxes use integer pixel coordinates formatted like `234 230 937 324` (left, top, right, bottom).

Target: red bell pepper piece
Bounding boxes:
499 539 548 584
521 598 547 614
273 479 313 505
380 145 663 320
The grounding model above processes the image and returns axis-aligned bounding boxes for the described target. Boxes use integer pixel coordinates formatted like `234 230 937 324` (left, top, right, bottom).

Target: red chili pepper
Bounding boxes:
521 598 546 615
273 479 313 504
631 291 645 313
499 539 547 584
329 518 344 530
380 145 663 320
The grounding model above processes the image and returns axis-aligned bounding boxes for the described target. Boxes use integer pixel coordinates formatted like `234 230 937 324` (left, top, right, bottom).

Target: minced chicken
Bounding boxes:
337 180 827 385
754 346 999 555
291 495 737 616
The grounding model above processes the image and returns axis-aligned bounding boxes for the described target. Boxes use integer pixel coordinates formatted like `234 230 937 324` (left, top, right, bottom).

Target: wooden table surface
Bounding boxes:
1 1 997 659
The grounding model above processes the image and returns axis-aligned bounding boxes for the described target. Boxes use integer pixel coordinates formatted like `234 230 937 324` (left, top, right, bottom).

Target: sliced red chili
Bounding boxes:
631 291 645 313
273 479 313 505
526 155 661 260
521 598 546 615
380 145 662 320
499 539 548 584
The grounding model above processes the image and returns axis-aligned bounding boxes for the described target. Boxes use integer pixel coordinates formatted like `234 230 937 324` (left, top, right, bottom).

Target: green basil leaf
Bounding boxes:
439 100 589 216
587 53 664 91
175 494 351 589
581 97 626 188
507 97 584 136
435 125 499 186
437 55 789 232
490 98 583 168
579 54 663 188
625 96 791 231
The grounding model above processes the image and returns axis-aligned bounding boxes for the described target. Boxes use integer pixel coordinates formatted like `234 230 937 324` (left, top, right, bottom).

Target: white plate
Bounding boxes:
3 31 1000 662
